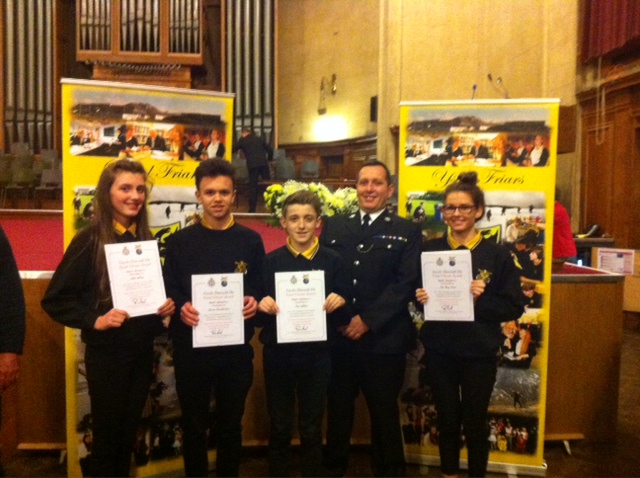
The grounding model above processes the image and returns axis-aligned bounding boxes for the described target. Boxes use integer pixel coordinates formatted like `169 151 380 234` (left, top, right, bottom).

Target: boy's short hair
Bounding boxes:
282 190 322 218
194 158 236 190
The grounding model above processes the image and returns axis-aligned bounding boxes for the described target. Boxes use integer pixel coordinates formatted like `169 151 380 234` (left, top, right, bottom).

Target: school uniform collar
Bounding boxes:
447 230 482 250
286 236 319 260
201 215 235 230
113 221 137 237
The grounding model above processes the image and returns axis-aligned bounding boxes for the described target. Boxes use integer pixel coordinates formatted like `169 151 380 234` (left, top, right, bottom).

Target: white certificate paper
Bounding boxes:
104 240 167 318
421 250 475 321
275 270 327 343
191 273 244 347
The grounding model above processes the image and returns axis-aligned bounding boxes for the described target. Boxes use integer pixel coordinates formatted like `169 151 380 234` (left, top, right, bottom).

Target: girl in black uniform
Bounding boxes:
42 159 175 477
416 172 525 477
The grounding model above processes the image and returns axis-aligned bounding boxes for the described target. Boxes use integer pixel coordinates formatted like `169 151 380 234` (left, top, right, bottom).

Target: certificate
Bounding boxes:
421 250 474 321
275 270 327 343
104 240 166 318
191 273 244 347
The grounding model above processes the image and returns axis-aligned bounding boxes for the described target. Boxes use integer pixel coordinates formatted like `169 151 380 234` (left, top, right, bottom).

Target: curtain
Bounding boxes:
581 0 640 62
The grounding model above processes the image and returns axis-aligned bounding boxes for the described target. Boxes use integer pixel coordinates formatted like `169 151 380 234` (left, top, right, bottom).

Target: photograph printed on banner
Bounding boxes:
68 88 228 161
490 367 541 414
498 311 543 370
404 106 552 168
486 413 539 455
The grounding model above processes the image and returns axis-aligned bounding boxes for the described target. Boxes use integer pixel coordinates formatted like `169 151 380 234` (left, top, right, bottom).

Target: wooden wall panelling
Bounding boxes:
280 135 377 182
580 85 640 249
609 91 635 249
581 114 615 240
0 277 67 455
17 278 67 449
0 385 18 464
632 109 640 246
557 105 577 154
344 144 377 180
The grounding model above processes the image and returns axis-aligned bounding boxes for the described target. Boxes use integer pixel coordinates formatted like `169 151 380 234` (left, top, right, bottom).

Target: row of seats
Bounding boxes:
0 148 62 209
273 149 320 180
231 149 321 182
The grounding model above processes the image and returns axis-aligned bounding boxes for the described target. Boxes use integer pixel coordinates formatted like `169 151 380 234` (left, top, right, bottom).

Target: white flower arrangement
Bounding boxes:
263 180 358 225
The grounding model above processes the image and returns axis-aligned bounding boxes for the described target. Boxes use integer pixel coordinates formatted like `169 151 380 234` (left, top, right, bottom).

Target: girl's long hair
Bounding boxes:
90 159 153 305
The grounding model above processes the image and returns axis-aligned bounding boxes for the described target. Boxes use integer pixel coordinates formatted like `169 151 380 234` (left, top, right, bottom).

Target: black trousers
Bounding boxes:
247 165 270 212
424 351 497 478
324 347 407 477
84 340 155 477
263 345 331 477
173 344 254 477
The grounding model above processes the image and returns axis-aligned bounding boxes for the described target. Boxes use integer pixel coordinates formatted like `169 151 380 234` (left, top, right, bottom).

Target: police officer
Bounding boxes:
320 160 422 477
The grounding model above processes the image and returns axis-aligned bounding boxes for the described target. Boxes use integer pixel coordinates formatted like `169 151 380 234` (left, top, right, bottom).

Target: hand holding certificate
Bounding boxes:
104 240 167 318
421 250 474 321
275 270 327 343
191 273 245 347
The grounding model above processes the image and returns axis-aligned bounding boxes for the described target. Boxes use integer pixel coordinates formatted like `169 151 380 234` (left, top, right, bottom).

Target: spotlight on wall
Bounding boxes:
314 115 348 141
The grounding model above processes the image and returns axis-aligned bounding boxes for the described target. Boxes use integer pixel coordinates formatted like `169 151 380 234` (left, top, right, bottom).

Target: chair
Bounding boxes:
32 158 46 180
272 148 286 161
0 155 11 173
34 168 63 208
10 142 30 157
11 152 34 172
4 166 36 208
274 157 297 180
300 160 320 179
0 165 12 208
40 149 60 170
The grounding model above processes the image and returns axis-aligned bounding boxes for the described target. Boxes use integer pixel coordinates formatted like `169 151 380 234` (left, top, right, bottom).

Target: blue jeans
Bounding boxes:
263 344 331 477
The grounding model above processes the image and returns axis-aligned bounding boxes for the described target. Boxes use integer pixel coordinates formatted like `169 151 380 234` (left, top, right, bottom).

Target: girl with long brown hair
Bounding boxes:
42 159 175 477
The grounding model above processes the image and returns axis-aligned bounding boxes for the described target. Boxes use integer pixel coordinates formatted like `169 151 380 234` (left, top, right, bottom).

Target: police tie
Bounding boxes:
362 213 371 231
